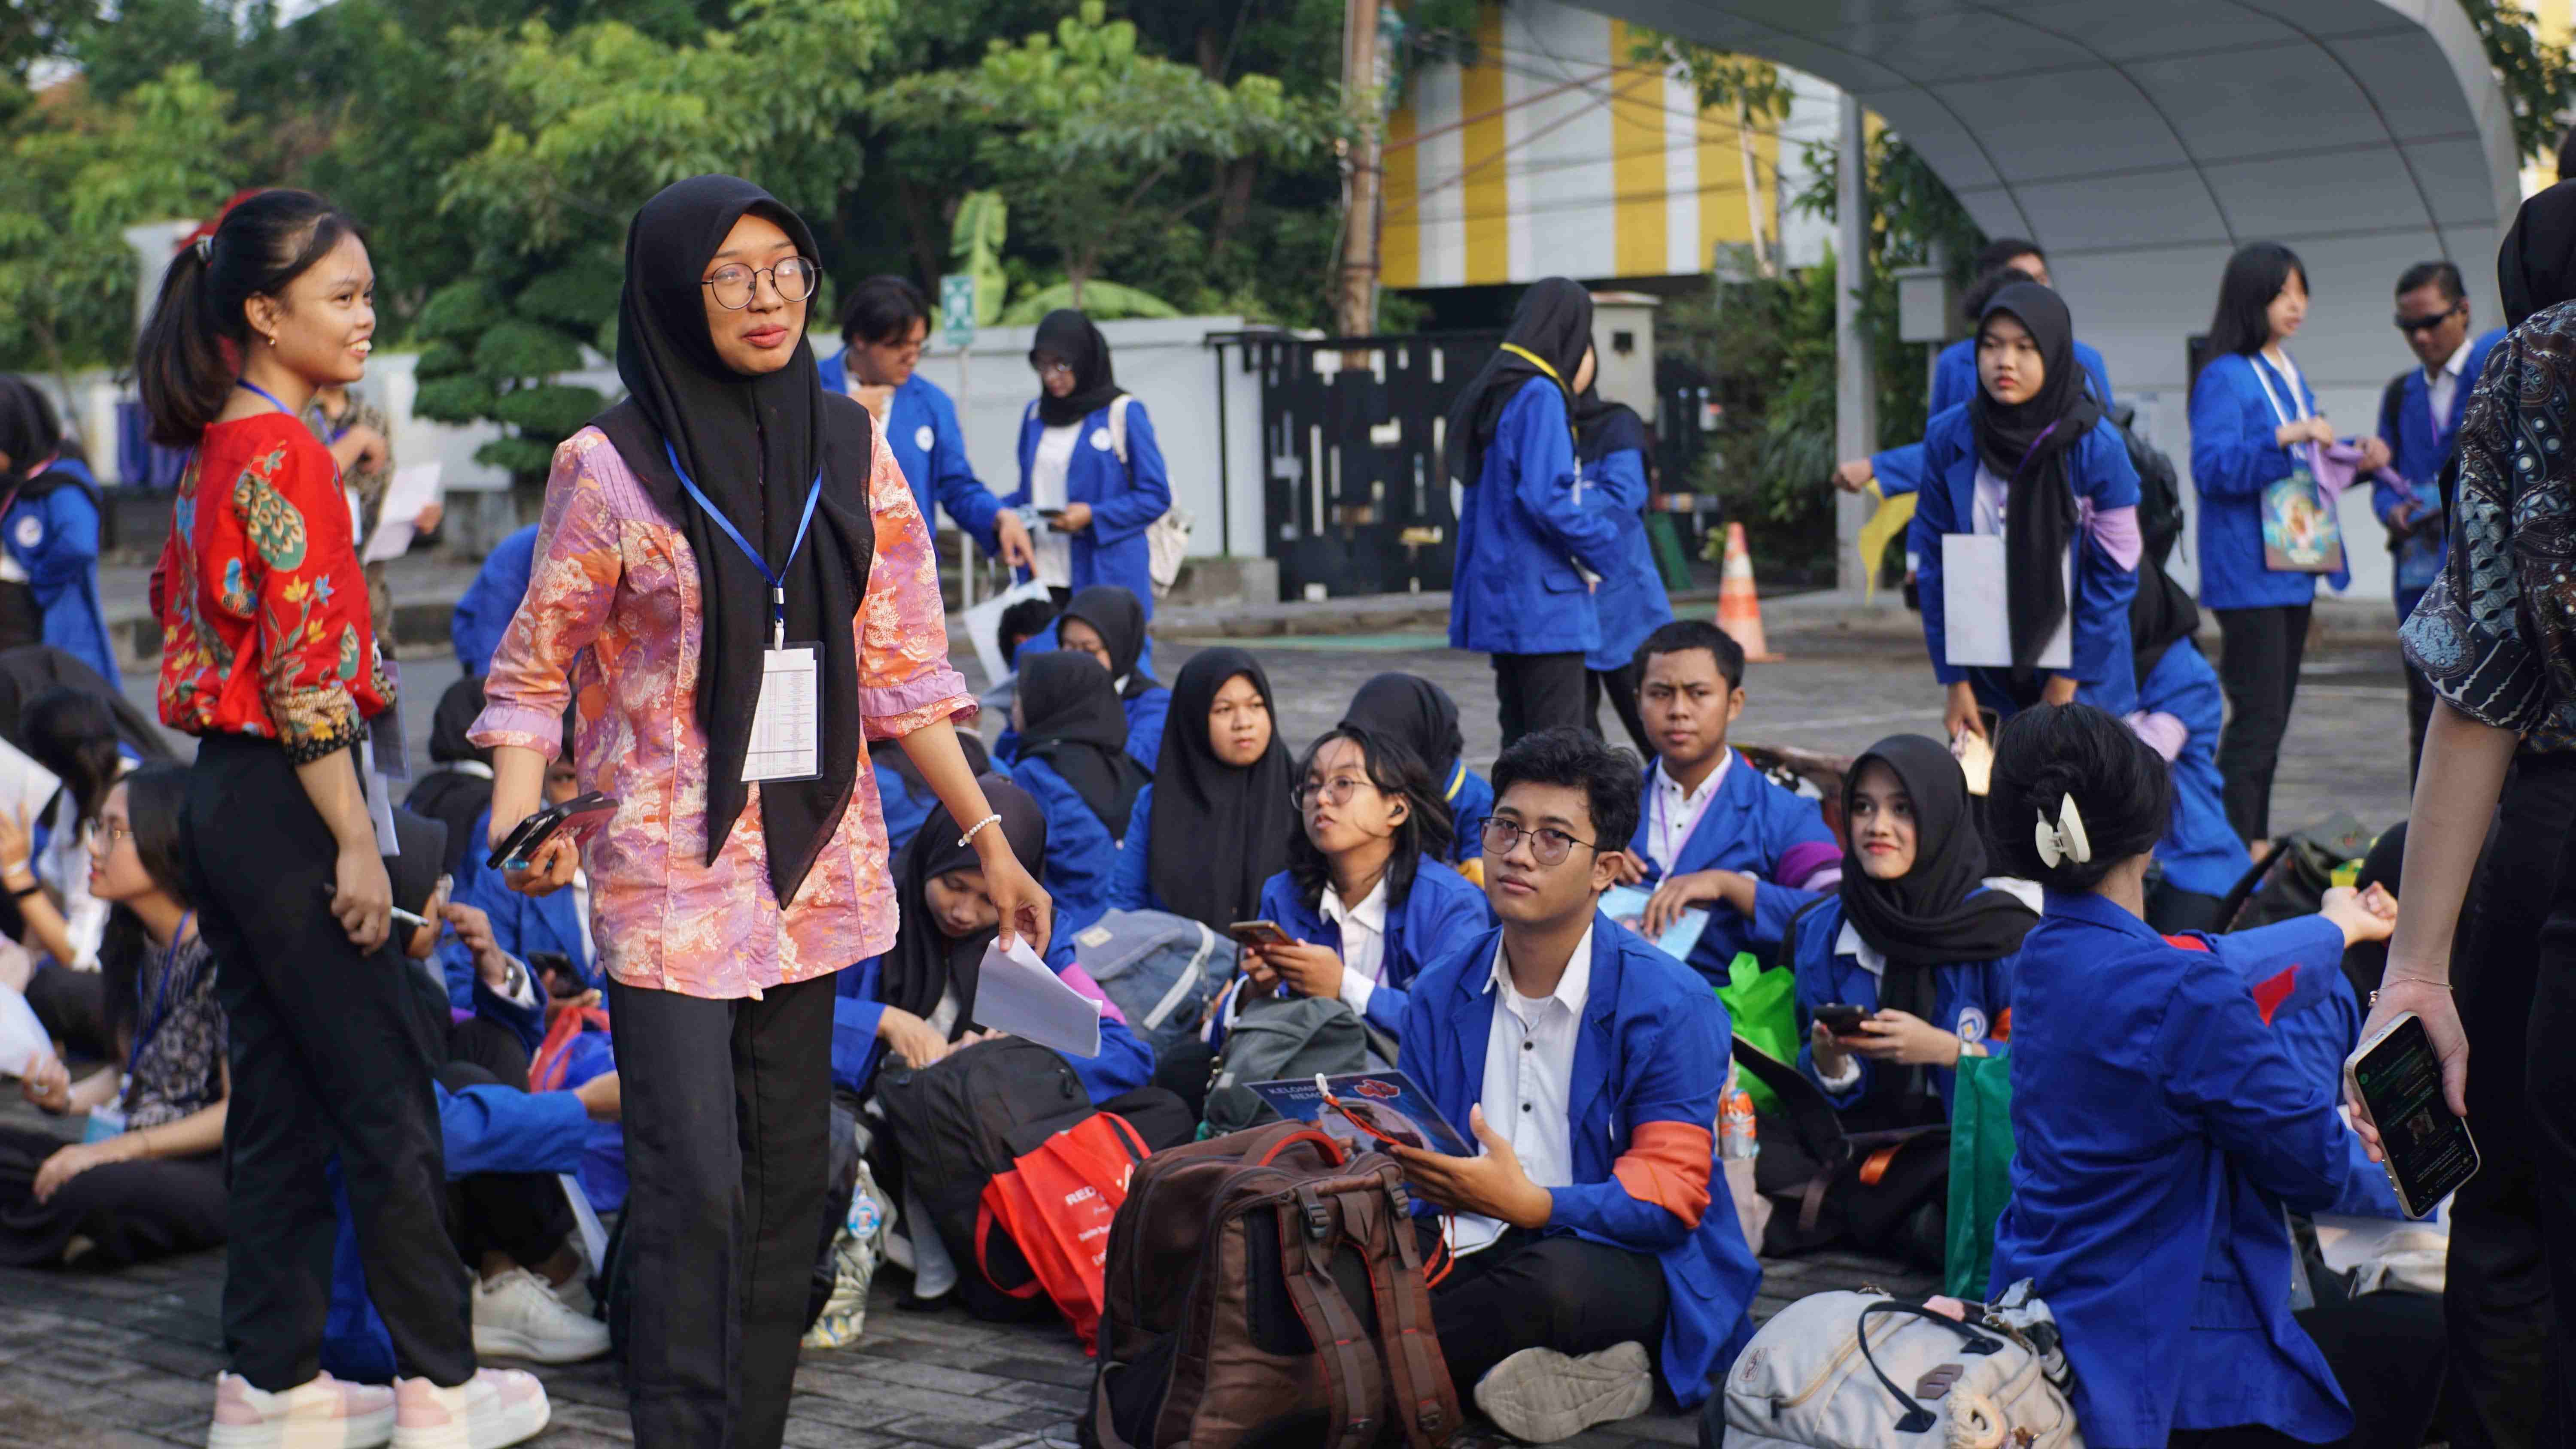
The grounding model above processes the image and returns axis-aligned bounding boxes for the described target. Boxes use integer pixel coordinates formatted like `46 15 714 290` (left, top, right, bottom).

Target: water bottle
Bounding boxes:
1721 1088 1758 1160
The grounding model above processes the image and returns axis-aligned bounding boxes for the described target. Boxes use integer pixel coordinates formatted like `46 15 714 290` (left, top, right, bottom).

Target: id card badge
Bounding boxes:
82 1103 127 1143
742 644 822 783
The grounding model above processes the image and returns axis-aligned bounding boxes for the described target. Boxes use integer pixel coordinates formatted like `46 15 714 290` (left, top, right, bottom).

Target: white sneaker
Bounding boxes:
207 1371 396 1449
1472 1340 1656 1443
472 1267 611 1364
548 1270 595 1319
391 1369 549 1449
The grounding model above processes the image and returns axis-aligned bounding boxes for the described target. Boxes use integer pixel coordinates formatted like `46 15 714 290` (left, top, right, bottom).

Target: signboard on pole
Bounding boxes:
938 273 977 350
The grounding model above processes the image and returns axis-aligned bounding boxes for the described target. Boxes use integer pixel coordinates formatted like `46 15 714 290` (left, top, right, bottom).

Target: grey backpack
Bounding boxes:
1202 994 1397 1135
1070 909 1238 1056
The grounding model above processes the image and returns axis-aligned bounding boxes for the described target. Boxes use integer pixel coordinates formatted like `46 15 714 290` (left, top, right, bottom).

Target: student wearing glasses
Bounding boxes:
1212 724 1490 1049
1003 309 1170 621
2373 261 2503 782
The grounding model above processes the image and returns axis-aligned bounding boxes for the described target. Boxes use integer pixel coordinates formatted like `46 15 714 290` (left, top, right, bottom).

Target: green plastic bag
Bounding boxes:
1944 1051 2016 1299
1716 951 1799 1117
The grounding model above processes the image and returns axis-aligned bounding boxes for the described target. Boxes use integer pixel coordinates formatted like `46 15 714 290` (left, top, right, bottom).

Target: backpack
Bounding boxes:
1709 1286 2082 1449
2214 813 2374 934
875 1037 1097 1282
1734 1037 1950 1268
1081 1121 1460 1449
2108 403 2184 571
1075 909 1239 1056
976 1113 1153 1351
1106 395 1194 598
1203 994 1397 1136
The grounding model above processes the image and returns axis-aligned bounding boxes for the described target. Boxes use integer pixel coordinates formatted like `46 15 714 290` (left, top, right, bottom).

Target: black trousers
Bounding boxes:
1425 1225 1666 1397
24 961 110 1062
2163 1292 2445 1449
607 970 835 1449
434 1061 574 1273
2213 605 2310 843
1492 652 1589 749
0 1125 226 1268
1586 661 1653 756
184 734 471 1392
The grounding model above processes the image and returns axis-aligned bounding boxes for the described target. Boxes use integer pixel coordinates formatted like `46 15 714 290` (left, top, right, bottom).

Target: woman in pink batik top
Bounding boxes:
469 176 1048 1449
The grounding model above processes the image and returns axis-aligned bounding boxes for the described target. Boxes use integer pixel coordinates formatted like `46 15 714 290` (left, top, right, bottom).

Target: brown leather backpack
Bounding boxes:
1083 1121 1459 1449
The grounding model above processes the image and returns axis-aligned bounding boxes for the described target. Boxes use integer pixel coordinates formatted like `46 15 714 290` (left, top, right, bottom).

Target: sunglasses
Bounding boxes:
2394 302 2464 335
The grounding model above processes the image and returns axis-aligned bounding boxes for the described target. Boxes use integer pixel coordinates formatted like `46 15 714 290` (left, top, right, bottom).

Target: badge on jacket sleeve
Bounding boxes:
914 424 935 452
1090 429 1113 451
13 515 40 550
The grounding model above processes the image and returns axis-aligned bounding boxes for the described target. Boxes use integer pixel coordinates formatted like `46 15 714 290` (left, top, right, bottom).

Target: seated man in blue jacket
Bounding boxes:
1390 728 1760 1441
450 523 537 677
449 714 601 1008
1613 620 1841 984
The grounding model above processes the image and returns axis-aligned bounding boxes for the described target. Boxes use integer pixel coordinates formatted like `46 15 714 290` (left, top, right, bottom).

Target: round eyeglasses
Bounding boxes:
1293 776 1382 809
703 258 819 310
1479 818 1600 867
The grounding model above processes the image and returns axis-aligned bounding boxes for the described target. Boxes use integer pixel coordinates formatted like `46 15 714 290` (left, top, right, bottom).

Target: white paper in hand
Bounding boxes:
958 579 1056 691
1941 533 2070 670
970 935 1102 1058
364 464 444 564
0 983 49 1078
0 737 60 830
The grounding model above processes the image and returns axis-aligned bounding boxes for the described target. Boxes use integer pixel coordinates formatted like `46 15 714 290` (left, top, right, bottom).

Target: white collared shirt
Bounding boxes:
571 868 595 970
1323 873 1391 1016
2427 335 2473 429
1648 754 1731 874
1453 922 1595 1255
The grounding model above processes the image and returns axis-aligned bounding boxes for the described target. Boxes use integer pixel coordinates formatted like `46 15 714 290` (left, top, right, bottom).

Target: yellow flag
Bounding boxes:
1855 484 1917 603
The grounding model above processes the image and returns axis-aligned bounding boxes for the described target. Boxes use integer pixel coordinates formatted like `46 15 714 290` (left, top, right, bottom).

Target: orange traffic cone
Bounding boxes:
1716 521 1784 662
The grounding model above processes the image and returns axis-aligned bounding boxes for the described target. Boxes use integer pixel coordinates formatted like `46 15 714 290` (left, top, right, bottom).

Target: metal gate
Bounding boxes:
1211 330 1502 603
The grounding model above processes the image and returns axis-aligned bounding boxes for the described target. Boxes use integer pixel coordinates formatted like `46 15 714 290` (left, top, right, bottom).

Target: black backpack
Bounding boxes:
876 1037 1096 1280
2108 403 2185 571
1201 994 1397 1135
1734 1036 1950 1269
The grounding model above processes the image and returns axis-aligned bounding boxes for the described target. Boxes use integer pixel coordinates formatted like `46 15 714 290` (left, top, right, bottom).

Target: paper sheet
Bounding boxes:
1941 533 2070 671
0 737 61 827
971 935 1103 1058
0 982 47 1077
1601 883 1708 961
957 579 1056 691
363 464 444 563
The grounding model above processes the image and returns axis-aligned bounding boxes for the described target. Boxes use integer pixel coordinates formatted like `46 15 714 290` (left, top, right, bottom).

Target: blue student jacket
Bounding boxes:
828 936 1154 1106
1869 338 2114 498
815 359 1012 557
1108 783 1166 914
1199 860 1491 1046
2373 327 2505 611
1786 896 2015 1115
2189 351 2351 609
1006 399 1173 616
450 523 538 676
1990 891 2353 1449
1400 919 1762 1404
1008 756 1121 942
1580 446 1674 671
1449 379 1628 656
1626 755 1839 984
6 468 115 687
1912 405 2142 718
875 762 938 856
446 807 601 1013
2137 638 2250 899
1445 762 1496 864
322 1080 593 1384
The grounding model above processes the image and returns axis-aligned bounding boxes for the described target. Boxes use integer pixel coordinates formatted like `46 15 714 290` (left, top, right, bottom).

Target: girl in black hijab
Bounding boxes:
471 174 1044 1449
1340 672 1495 870
1012 309 1172 625
1030 310 1122 427
1792 734 2036 1132
1970 282 2104 682
1573 384 1670 755
1056 583 1170 771
1006 650 1149 939
1132 648 1294 931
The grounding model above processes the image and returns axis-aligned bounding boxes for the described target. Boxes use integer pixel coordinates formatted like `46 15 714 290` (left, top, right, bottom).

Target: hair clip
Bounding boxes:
193 235 213 263
2034 794 2091 869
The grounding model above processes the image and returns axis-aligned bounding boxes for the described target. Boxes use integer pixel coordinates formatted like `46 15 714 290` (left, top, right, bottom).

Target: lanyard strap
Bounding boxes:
232 382 343 487
2249 352 2307 429
1500 343 1564 389
1501 344 1581 451
236 380 296 416
663 441 824 649
127 912 199 1080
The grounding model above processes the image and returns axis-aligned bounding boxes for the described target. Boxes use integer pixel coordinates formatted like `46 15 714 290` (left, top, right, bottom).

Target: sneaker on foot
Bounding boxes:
546 1268 595 1319
1471 1341 1655 1444
392 1369 549 1449
207 1370 396 1449
473 1267 610 1364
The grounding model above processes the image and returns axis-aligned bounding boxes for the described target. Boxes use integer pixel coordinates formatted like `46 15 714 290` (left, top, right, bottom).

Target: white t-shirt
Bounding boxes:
1030 423 1080 589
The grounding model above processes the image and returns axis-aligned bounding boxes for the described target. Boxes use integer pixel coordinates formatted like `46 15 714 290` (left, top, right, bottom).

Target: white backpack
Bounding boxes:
1105 395 1193 597
1721 1285 2084 1449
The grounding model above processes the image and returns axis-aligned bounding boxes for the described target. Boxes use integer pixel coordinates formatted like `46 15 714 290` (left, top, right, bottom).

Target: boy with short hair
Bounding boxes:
1392 728 1761 1441
1619 619 1840 982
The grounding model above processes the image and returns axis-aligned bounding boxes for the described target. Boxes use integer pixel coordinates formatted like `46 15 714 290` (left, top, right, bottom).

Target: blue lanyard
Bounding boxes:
126 912 200 1080
237 380 295 415
228 381 343 486
663 441 823 649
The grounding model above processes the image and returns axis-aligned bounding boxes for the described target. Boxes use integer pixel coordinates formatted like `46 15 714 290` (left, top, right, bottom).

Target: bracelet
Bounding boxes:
957 812 1003 849
2369 975 2454 1006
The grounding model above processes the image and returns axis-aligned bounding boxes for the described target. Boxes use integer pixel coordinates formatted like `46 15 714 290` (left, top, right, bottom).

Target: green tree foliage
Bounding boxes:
2465 0 2576 165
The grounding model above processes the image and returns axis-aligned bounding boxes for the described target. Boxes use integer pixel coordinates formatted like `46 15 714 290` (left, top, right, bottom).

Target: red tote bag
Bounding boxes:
976 1113 1150 1352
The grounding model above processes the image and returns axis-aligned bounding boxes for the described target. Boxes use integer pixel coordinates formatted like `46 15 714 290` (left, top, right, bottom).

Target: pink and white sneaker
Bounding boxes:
207 1370 397 1449
389 1369 550 1449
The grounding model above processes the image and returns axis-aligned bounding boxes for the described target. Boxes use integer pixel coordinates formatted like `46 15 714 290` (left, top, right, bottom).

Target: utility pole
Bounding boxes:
1832 94 1877 597
1336 0 1383 340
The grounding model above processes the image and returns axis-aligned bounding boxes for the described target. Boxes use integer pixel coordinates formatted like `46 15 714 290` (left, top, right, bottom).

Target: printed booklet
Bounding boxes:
1248 1070 1475 1157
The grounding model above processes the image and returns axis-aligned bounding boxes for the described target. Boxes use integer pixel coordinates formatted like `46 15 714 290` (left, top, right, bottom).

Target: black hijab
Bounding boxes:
1837 735 2037 972
1968 282 2102 680
427 675 490 767
2501 181 2576 328
1574 383 1650 465
878 773 1048 1037
1150 649 1296 931
1030 309 1123 427
589 175 876 903
1059 585 1160 700
1445 277 1592 486
1340 673 1465 789
1016 650 1150 839
2127 564 2201 690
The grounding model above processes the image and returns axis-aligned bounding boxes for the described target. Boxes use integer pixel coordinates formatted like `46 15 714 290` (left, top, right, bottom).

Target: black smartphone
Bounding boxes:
486 792 618 872
2345 1011 2479 1218
1814 1003 1869 1037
